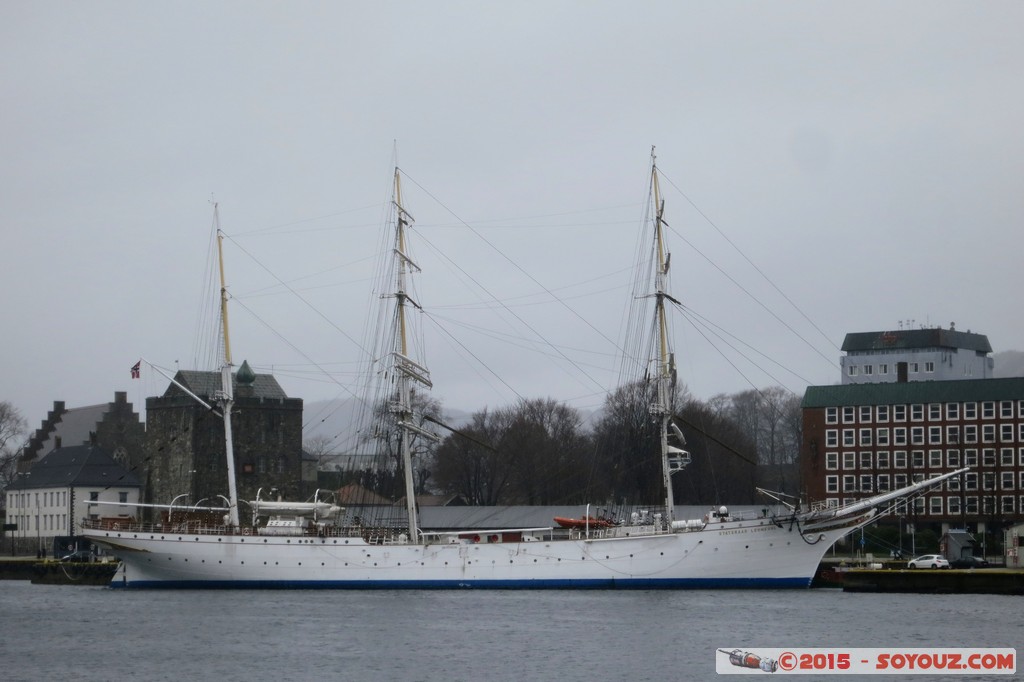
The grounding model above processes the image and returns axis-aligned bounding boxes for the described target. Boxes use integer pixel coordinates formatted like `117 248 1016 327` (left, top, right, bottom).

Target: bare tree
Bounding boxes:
303 434 336 470
0 402 28 490
433 408 508 505
362 388 443 498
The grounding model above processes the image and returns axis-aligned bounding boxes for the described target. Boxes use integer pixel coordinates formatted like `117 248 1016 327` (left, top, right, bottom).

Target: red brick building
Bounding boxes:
801 378 1024 536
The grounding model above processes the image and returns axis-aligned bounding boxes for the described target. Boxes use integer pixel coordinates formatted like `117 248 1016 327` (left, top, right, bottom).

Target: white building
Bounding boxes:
5 444 141 555
840 325 993 385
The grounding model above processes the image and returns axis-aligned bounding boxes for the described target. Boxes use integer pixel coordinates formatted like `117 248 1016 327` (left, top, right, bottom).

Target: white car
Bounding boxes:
907 554 950 569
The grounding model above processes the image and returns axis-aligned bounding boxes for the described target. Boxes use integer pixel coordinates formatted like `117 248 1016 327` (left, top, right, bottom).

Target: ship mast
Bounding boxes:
214 205 241 528
649 149 688 528
390 168 437 542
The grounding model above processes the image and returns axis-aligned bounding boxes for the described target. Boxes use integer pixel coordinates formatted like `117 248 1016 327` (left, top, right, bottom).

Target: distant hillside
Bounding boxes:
994 350 1024 378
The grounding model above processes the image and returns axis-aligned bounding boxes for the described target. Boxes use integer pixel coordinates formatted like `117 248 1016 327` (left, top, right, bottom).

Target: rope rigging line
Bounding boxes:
658 168 841 355
400 170 623 396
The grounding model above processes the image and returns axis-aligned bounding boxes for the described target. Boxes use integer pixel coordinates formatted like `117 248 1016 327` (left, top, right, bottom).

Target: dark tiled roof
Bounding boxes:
164 368 288 400
7 445 141 490
802 377 1024 408
841 329 992 353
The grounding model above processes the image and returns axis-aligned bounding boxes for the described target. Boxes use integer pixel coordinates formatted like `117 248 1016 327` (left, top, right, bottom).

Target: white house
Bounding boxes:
5 444 141 555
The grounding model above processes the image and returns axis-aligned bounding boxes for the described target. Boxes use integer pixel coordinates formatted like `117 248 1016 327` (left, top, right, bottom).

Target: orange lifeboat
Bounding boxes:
553 515 614 530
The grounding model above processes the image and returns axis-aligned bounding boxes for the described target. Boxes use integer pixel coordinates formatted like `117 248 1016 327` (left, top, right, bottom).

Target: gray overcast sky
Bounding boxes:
3 1 1022 430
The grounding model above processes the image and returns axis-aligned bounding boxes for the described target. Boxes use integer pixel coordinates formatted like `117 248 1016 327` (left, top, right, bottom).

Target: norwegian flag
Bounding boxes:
130 360 141 379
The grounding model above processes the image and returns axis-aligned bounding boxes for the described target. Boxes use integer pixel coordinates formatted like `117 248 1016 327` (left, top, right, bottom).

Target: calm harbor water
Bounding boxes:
0 582 1018 681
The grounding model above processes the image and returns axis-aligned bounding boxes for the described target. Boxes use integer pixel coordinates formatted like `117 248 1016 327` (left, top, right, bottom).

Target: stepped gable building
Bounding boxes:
18 392 145 475
5 444 141 556
840 325 993 384
801 377 1024 543
143 360 309 518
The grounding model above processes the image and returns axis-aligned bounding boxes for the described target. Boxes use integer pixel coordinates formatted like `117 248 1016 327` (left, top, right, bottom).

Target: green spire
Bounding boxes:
236 360 256 386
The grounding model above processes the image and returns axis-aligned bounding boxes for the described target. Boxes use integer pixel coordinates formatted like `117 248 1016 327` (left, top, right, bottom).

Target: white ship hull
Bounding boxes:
84 517 854 589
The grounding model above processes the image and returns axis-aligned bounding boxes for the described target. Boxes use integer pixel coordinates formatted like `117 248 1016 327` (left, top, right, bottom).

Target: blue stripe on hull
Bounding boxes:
110 577 812 590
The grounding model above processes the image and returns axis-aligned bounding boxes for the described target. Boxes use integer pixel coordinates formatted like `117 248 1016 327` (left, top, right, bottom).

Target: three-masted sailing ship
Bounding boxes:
81 155 965 588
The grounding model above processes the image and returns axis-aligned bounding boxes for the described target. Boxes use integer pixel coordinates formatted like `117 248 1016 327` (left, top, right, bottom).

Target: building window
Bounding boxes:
946 403 959 420
879 364 889 375
929 450 943 468
89 492 99 502
1020 447 1024 466
1000 401 1013 418
911 362 920 374
877 405 889 422
946 425 960 445
825 407 838 424
860 452 873 469
911 404 924 421
911 427 925 445
965 496 978 514
947 475 961 491
1002 472 1015 490
1020 471 1024 490
848 365 859 377
964 402 977 419
878 475 890 491
913 497 926 513
894 451 908 469
826 452 839 470
928 426 942 445
893 405 907 422
864 365 873 376
826 430 838 447
929 497 942 515
948 496 961 514
843 406 855 423
1001 496 1015 513
843 452 856 470
877 451 890 469
982 402 995 419
826 476 839 493
894 427 908 446
119 492 128 503
964 425 977 444
860 475 873 493
912 451 925 468
1001 424 1014 443
924 362 935 373
982 424 995 443
1002 448 1015 466
983 472 996 491
826 498 839 509
982 449 996 467
843 475 856 492
843 429 855 447
928 403 941 420
859 406 872 422
1019 400 1024 418
947 449 960 468
964 449 978 466
876 428 889 446
860 429 872 446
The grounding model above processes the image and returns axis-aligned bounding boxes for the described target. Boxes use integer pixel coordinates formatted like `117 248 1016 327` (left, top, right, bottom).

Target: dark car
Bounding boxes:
59 550 93 563
950 556 990 569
